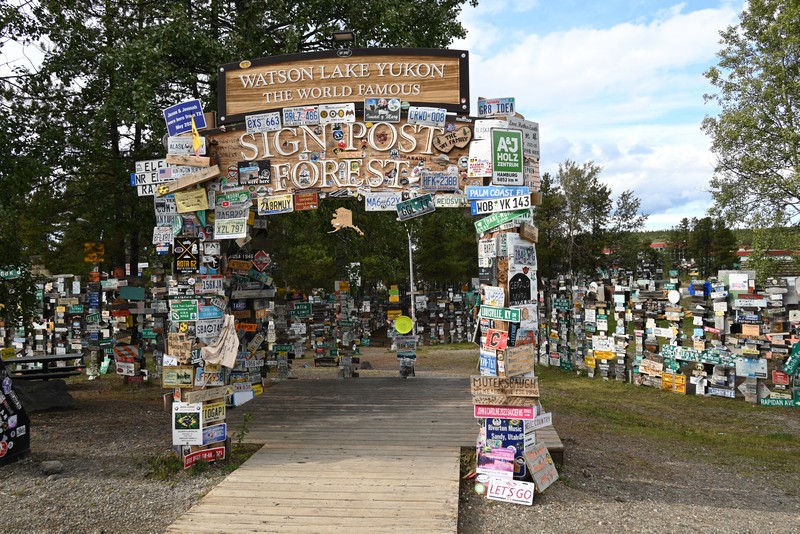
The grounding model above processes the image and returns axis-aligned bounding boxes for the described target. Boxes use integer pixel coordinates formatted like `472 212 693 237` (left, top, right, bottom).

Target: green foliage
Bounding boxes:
2 0 476 277
703 0 800 229
746 225 800 282
235 413 253 447
144 452 184 480
685 217 739 277
534 172 565 279
606 190 649 273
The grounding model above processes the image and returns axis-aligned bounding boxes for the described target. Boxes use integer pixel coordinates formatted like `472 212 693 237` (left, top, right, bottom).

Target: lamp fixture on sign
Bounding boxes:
332 30 356 57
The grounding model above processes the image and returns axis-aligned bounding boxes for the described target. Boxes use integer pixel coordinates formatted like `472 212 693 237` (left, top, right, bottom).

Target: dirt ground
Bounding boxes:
2 345 800 533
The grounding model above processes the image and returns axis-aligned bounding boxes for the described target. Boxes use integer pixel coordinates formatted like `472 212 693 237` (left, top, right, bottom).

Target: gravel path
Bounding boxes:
1 347 798 533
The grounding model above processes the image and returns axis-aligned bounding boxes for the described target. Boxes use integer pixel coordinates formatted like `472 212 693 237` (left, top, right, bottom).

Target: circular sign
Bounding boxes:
668 289 681 304
395 315 413 334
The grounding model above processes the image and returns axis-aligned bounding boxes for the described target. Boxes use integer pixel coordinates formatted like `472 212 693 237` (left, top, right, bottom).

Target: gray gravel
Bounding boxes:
2 370 799 533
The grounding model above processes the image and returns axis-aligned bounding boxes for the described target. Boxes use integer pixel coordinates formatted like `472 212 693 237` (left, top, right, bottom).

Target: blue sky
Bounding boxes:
453 0 745 230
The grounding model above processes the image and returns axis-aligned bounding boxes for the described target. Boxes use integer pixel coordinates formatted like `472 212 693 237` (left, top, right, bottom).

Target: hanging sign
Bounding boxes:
479 305 521 323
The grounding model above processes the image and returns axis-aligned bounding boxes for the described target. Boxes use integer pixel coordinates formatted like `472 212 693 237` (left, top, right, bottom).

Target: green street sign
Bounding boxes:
86 312 101 324
0 268 21 280
479 305 521 323
142 328 157 339
669 269 680 277
290 302 312 318
474 208 529 234
272 344 293 353
664 283 677 290
169 300 198 322
68 305 85 314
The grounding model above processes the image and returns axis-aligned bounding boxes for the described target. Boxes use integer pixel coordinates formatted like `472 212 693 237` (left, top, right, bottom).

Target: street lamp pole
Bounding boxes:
406 227 416 334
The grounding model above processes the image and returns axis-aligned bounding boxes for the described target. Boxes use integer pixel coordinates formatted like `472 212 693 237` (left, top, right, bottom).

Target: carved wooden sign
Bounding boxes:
218 49 470 124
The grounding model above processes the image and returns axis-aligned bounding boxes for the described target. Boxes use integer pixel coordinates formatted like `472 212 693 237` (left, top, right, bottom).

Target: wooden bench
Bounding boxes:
5 353 86 380
313 357 338 367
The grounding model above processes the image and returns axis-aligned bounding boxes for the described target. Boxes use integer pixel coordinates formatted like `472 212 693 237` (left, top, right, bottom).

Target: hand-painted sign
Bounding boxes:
507 116 539 158
396 194 435 221
491 129 524 185
524 443 559 492
471 375 540 397
163 99 206 136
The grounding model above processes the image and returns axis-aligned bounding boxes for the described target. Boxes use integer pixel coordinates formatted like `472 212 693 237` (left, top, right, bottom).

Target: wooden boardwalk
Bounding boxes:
167 377 563 533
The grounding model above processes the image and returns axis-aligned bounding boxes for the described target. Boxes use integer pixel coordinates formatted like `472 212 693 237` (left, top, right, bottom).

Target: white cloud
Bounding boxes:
454 2 741 229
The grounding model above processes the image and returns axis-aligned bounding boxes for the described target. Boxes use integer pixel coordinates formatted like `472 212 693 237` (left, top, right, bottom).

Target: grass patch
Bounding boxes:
144 443 262 480
536 365 800 475
417 342 476 353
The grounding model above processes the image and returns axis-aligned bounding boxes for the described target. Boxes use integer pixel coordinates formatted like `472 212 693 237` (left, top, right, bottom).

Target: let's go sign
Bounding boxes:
471 194 531 216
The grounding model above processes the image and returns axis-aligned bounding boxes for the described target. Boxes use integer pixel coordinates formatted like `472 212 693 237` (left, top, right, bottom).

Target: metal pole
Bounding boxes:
407 227 416 334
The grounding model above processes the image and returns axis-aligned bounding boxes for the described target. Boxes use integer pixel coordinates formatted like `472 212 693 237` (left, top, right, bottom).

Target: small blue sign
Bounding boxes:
479 351 497 375
198 303 224 319
88 292 100 309
162 99 206 137
465 186 530 200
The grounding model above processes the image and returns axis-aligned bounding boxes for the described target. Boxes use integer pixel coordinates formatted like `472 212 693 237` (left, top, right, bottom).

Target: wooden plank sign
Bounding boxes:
524 443 559 492
185 385 234 404
499 344 536 378
157 165 221 196
166 154 212 167
471 375 539 397
471 395 539 407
